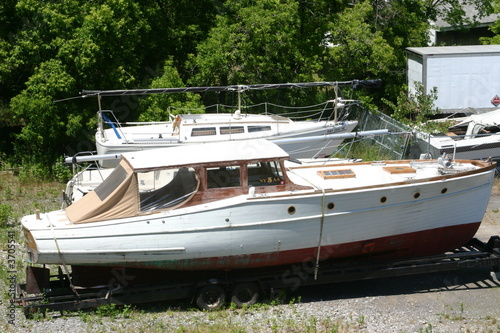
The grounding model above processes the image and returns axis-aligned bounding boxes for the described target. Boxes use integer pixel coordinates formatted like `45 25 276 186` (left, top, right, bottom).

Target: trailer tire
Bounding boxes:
230 282 259 308
196 285 226 311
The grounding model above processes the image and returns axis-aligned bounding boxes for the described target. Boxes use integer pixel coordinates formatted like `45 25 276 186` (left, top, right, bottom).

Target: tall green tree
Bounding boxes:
1 0 217 170
187 0 327 106
138 59 205 121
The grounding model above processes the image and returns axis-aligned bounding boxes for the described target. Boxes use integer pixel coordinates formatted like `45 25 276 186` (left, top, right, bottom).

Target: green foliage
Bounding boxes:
325 1 397 79
138 60 205 121
187 0 323 106
0 203 12 228
481 0 500 44
17 163 52 182
92 303 134 320
382 82 449 133
10 59 76 164
51 158 73 183
0 0 496 170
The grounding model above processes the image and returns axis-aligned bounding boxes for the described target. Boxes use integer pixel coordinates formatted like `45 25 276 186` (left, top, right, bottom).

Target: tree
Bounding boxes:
137 60 205 121
382 82 450 133
3 0 217 171
10 59 76 165
187 0 326 106
481 0 500 44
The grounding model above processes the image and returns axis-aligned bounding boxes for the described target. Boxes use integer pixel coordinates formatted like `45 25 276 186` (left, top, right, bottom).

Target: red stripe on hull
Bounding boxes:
106 222 481 271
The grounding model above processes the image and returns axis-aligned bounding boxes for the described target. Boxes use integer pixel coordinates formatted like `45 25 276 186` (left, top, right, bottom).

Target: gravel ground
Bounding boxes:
2 190 499 332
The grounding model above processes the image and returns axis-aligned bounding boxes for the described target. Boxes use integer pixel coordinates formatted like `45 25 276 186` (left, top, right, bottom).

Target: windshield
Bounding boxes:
139 167 199 212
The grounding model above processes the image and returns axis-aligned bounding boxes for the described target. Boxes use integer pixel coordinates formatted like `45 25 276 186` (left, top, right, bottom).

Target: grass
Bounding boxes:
333 139 402 162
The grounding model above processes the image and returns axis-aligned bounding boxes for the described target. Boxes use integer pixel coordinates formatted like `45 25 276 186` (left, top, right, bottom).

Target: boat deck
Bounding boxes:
286 159 481 191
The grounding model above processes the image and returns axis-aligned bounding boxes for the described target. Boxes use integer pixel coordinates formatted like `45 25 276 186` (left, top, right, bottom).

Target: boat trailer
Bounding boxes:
16 236 500 316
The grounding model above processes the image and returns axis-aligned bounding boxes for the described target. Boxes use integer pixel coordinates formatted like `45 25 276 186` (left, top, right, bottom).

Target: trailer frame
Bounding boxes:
17 236 500 316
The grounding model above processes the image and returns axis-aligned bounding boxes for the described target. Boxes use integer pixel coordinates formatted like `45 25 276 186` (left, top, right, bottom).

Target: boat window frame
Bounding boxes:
248 161 285 186
248 125 272 133
206 165 242 189
191 127 217 137
220 126 245 135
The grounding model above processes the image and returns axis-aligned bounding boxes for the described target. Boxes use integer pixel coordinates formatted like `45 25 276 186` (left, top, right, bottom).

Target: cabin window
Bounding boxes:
191 127 216 136
248 126 272 133
248 161 284 186
139 167 198 212
207 165 241 188
220 126 244 135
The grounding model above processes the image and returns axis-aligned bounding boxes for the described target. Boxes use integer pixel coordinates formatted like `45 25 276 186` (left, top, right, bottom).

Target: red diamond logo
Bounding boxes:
493 95 500 107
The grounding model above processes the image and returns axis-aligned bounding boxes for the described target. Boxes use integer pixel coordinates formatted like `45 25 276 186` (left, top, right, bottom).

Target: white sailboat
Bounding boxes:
87 82 371 167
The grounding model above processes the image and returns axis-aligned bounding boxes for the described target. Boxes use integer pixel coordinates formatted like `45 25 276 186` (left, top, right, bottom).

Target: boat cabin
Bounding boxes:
65 140 305 224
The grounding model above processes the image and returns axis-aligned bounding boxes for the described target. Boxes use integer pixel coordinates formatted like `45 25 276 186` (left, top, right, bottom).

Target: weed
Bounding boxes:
438 303 466 321
4 186 13 200
419 323 433 333
94 303 132 319
0 203 13 228
51 159 72 183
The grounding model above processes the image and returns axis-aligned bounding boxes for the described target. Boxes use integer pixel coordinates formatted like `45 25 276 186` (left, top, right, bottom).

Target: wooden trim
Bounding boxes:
318 169 356 179
383 166 416 174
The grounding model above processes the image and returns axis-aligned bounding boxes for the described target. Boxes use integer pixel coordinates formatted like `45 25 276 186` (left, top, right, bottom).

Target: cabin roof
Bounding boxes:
123 139 289 171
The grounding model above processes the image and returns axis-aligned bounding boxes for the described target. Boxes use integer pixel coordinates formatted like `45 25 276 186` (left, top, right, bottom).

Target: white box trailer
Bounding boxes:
406 45 500 114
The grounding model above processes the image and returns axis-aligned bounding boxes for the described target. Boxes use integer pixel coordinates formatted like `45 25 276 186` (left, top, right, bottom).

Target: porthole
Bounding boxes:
441 188 448 194
380 196 387 203
288 206 296 215
413 192 420 199
327 202 335 210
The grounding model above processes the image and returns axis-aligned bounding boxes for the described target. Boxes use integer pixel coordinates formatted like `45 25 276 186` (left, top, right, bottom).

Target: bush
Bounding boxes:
0 203 12 228
51 159 72 183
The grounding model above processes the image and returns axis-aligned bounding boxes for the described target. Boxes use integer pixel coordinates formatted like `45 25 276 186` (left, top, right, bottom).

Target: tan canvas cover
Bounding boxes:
66 160 139 224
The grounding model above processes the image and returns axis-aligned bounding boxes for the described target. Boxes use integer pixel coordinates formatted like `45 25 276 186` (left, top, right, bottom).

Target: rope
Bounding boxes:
48 215 80 298
286 168 326 280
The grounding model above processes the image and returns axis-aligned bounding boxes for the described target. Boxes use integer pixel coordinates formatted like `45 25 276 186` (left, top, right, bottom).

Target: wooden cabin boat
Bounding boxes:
22 139 496 271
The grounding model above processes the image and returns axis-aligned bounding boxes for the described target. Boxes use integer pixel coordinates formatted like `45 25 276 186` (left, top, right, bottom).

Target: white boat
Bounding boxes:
95 109 358 166
425 108 500 161
22 139 496 271
82 81 381 167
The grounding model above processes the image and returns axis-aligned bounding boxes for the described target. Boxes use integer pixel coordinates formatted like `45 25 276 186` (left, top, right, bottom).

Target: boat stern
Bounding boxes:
22 225 39 263
21 209 69 264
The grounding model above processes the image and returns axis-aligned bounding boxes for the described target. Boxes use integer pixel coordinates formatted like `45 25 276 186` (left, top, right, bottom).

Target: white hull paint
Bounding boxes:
23 140 495 270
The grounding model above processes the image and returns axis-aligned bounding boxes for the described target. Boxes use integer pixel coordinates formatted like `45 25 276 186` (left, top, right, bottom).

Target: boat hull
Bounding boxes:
427 133 500 161
95 121 359 165
24 166 494 270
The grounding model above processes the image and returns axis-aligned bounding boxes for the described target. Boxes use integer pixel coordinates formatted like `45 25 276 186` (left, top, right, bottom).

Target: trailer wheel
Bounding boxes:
230 282 259 308
196 285 226 311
